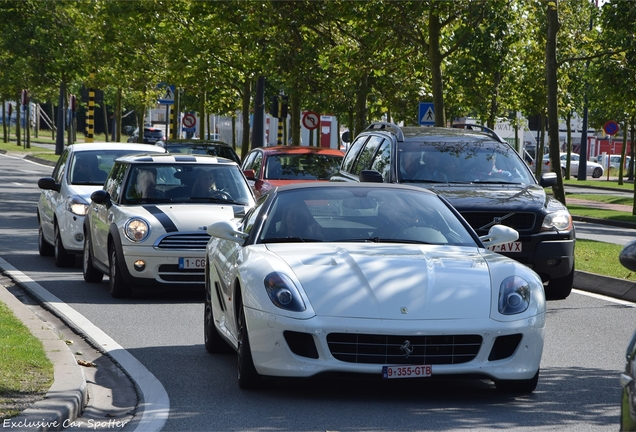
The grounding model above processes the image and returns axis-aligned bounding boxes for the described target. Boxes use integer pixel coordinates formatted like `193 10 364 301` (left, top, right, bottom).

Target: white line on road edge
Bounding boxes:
0 257 170 432
573 288 636 307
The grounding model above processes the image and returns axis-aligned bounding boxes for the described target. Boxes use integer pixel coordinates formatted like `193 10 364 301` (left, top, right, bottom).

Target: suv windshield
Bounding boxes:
398 142 535 184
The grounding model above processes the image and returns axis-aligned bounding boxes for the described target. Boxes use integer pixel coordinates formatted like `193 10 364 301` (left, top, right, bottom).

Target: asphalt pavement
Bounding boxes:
1 148 636 431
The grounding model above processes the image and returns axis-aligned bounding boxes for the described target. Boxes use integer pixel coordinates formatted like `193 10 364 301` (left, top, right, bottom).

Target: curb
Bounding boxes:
574 270 636 303
572 215 636 230
0 283 87 432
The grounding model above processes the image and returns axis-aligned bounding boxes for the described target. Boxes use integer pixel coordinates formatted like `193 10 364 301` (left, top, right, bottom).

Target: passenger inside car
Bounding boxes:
400 151 426 180
191 170 217 196
130 168 163 199
72 153 106 184
275 203 324 239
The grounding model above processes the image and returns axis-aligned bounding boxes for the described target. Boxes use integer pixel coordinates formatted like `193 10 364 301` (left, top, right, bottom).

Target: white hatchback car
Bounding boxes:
83 153 255 298
37 143 166 267
542 152 604 178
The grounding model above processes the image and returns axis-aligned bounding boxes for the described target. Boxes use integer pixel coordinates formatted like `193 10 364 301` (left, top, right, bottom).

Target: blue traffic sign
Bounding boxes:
157 83 175 105
419 102 435 126
603 120 619 136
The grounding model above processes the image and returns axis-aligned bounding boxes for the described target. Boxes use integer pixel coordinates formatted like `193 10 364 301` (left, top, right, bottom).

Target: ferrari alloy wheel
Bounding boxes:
495 370 539 393
83 235 103 283
54 225 75 267
204 284 229 353
38 222 54 256
109 244 131 298
237 300 261 389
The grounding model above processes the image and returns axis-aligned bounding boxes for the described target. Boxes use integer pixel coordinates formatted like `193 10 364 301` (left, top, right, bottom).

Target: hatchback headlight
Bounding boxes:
124 218 150 242
498 276 531 315
67 196 89 216
542 209 572 231
264 272 306 312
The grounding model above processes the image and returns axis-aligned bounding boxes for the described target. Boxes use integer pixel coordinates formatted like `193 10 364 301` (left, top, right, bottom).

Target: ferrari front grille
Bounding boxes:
327 333 482 365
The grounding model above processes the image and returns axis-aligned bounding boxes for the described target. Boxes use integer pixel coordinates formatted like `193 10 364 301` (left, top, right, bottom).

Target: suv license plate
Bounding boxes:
487 242 522 253
178 258 206 269
382 365 432 379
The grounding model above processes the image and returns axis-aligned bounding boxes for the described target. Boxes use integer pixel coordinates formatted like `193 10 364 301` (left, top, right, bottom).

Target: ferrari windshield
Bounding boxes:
258 186 477 246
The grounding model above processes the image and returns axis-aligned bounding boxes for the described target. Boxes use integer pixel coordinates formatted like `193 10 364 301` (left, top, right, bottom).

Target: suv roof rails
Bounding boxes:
364 122 405 142
452 123 505 143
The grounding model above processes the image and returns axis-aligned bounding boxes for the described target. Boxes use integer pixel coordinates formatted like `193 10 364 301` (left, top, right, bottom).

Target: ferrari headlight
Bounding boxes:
264 272 306 312
542 209 572 231
67 196 89 216
498 275 531 315
124 218 150 242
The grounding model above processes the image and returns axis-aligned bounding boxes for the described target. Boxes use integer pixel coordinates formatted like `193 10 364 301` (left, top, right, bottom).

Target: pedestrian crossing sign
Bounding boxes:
419 102 435 126
157 83 175 105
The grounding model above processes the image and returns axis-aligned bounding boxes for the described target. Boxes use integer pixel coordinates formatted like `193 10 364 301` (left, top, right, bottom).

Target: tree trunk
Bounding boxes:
354 74 368 136
116 88 122 142
429 4 446 127
199 90 206 139
546 1 565 204
241 77 251 156
291 91 301 146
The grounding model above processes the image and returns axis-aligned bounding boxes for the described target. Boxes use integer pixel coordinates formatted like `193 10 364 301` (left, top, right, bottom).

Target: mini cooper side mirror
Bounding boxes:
90 190 111 206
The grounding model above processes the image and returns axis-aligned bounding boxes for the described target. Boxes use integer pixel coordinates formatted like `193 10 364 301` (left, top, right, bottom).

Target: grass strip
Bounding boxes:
576 239 636 280
0 301 53 420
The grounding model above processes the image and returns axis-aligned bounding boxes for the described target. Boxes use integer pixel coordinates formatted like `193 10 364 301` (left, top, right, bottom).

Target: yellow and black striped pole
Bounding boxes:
277 97 283 145
169 105 174 139
86 72 95 143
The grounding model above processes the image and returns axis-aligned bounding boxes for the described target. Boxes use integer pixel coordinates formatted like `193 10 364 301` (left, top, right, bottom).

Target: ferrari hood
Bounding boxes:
266 243 493 320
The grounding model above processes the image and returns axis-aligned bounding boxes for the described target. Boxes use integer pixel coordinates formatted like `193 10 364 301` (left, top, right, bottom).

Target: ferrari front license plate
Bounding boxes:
178 257 205 269
382 365 432 379
487 242 522 253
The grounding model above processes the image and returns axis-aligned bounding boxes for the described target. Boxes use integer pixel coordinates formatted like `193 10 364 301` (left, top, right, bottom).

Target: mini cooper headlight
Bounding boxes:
542 209 572 231
67 196 89 216
498 275 531 315
264 272 306 312
124 218 150 242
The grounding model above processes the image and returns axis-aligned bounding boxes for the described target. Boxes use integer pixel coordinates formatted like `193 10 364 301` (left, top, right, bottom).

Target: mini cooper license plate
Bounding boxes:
178 257 206 269
382 365 432 379
487 242 522 253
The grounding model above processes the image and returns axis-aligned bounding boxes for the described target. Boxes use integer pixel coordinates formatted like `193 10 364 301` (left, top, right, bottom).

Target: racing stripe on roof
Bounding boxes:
143 205 178 232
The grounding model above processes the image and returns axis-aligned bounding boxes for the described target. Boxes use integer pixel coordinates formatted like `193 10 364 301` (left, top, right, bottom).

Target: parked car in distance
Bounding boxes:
37 143 166 267
204 183 545 391
542 152 604 178
155 139 241 164
127 126 166 144
241 145 344 199
83 153 255 298
596 154 631 171
330 122 575 300
618 240 636 431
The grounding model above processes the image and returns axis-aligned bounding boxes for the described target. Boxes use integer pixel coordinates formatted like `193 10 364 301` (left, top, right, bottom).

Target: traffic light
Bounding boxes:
281 95 289 118
269 96 279 118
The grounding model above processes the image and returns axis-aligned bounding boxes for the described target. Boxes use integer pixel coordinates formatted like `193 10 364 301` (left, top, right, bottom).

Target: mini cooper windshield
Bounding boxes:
123 164 252 205
258 187 478 246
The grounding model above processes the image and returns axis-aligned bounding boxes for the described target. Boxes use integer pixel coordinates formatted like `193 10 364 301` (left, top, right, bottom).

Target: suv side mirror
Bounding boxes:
620 239 636 272
539 172 557 187
359 170 383 183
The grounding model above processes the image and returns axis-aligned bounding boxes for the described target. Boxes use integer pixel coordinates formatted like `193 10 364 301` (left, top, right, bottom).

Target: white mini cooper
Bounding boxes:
83 153 255 298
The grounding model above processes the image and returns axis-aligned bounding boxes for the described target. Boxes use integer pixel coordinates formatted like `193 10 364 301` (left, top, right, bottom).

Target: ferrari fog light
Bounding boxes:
498 276 530 315
124 218 150 242
264 272 306 312
133 260 145 271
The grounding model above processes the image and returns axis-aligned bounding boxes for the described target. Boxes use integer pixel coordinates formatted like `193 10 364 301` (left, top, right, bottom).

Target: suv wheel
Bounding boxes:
109 244 131 298
545 266 574 300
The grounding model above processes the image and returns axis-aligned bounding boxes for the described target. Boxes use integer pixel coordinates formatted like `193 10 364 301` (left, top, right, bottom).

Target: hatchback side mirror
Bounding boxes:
37 177 61 192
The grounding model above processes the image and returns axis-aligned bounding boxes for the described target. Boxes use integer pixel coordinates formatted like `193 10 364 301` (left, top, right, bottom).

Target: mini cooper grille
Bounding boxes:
460 212 536 233
156 233 210 250
327 334 482 365
488 334 523 361
157 265 204 284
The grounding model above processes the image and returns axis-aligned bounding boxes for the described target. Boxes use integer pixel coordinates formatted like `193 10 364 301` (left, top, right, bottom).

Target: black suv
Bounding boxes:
127 127 166 144
331 122 574 300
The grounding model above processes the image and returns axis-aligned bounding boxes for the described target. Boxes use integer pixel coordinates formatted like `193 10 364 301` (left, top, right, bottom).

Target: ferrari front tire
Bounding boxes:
237 302 261 389
204 289 229 353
